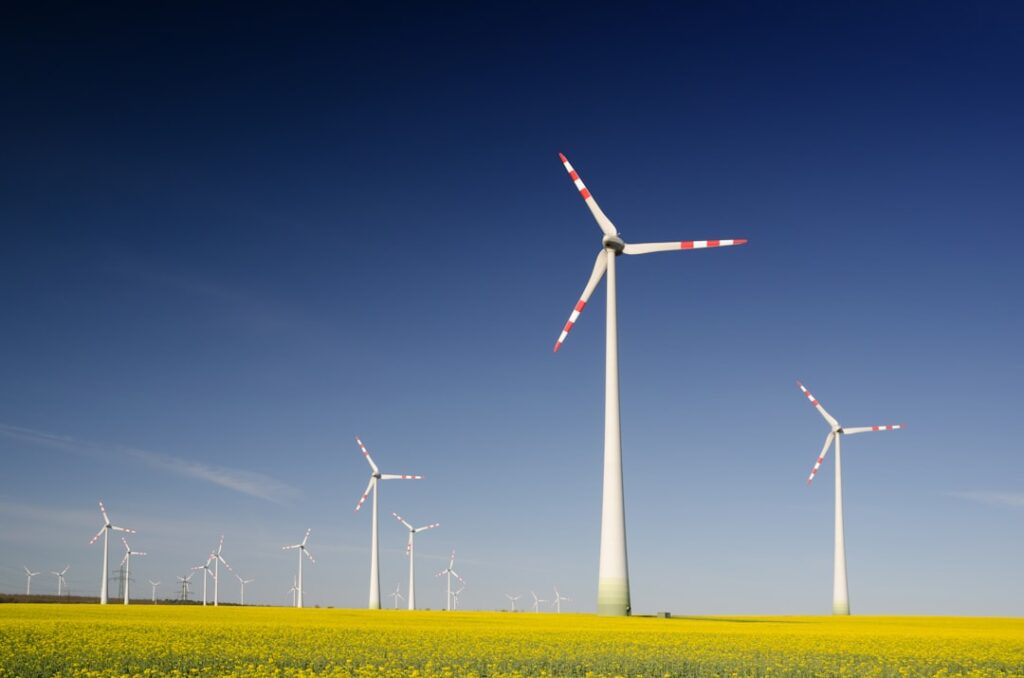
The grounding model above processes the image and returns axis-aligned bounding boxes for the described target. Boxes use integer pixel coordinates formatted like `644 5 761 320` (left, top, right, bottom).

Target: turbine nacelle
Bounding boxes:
602 234 625 252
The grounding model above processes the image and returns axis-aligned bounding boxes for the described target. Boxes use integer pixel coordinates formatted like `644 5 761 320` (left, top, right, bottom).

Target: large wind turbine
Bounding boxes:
435 549 463 611
353 436 422 610
210 536 232 606
282 528 314 608
797 380 903 615
51 565 69 597
392 511 439 610
88 501 135 604
120 537 146 605
553 153 747 616
23 567 39 595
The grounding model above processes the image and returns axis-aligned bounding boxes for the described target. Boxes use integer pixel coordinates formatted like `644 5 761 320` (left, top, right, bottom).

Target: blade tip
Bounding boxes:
558 152 567 162
736 238 748 245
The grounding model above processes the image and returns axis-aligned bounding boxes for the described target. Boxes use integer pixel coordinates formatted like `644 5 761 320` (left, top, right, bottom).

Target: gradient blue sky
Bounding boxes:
1 3 1022 614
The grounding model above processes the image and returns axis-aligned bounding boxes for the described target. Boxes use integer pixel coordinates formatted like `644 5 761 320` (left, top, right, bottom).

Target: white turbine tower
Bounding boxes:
552 586 571 613
552 153 747 616
530 590 546 613
191 555 215 606
504 593 521 612
23 567 39 595
210 536 233 606
388 583 405 609
392 511 439 610
353 436 423 610
435 549 463 612
51 566 69 597
120 537 146 605
148 579 160 603
797 380 904 615
235 573 254 606
282 528 314 608
88 501 135 604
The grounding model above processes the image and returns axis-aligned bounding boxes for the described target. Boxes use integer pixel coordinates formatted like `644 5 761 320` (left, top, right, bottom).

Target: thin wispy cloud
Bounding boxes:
0 423 299 505
949 491 1024 508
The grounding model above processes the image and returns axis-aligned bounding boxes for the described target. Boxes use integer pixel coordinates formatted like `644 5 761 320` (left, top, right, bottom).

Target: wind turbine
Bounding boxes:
210 535 233 606
88 501 135 604
235 573 254 606
51 566 69 597
288 575 298 607
392 511 439 610
530 590 546 613
120 537 146 605
177 573 194 601
148 579 160 603
388 583 405 609
23 567 39 595
452 585 465 611
552 586 571 613
191 555 215 606
353 436 423 610
505 593 521 612
435 549 463 611
282 528 314 608
797 380 903 615
552 153 748 616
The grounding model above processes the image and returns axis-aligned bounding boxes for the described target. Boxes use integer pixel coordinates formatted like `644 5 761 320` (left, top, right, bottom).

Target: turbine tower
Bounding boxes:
148 579 160 603
88 501 135 604
392 511 439 610
553 153 747 615
388 583 405 609
210 536 233 606
797 380 903 615
191 555 215 606
353 436 422 610
23 567 39 595
51 566 69 598
552 586 571 613
505 593 521 612
434 549 463 611
235 573 254 606
282 528 314 608
120 537 146 605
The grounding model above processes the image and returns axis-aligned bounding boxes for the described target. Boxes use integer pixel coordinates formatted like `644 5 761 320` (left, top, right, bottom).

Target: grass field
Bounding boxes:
1 604 1021 677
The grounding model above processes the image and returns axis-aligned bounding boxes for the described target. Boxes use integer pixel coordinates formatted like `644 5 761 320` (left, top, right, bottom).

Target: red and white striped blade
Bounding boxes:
355 437 379 474
558 153 618 236
414 522 440 533
807 432 836 485
303 548 315 564
554 249 607 353
98 501 110 525
301 528 311 546
448 549 456 569
842 424 904 435
380 473 423 480
796 381 840 429
89 527 104 545
354 476 375 512
393 512 413 530
110 525 135 534
623 239 748 255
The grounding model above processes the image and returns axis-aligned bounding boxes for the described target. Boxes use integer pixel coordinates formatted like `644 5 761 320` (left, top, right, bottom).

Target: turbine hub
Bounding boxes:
602 235 625 252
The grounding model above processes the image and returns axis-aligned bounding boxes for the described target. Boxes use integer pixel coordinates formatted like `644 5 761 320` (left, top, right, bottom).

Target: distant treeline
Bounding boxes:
0 594 221 605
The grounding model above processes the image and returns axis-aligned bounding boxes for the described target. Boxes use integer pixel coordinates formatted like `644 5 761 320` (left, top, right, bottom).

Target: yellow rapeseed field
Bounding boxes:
0 604 1021 677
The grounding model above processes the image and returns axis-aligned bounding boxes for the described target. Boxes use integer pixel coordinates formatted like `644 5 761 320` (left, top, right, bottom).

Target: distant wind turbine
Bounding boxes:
530 590 546 613
553 153 747 615
388 583 405 609
23 567 39 595
353 436 423 610
120 537 146 605
177 572 194 601
552 586 571 613
148 579 160 603
282 528 314 608
435 549 464 612
452 585 465 611
51 565 69 598
210 535 233 606
504 593 521 612
392 511 439 610
191 555 216 606
797 380 903 615
88 501 135 604
235 573 254 606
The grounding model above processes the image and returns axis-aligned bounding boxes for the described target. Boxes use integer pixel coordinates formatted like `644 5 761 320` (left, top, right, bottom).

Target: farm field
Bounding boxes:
1 604 1022 677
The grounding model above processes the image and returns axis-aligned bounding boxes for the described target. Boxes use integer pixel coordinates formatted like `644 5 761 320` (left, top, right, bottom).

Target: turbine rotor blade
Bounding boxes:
796 381 840 429
414 522 440 533
89 527 105 545
354 477 375 512
842 424 904 435
303 548 315 563
355 436 379 474
807 432 836 485
301 528 311 546
392 512 414 530
380 473 423 480
623 239 748 255
558 153 618 236
110 525 135 534
554 249 608 352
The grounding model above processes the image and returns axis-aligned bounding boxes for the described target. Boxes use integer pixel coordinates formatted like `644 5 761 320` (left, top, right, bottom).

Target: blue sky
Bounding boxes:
1 3 1021 614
